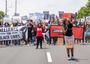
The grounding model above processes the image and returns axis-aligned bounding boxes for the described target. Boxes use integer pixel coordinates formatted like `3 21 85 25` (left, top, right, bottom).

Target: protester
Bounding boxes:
63 19 74 59
3 22 11 46
55 16 60 25
51 18 58 45
0 22 3 45
45 24 50 45
27 20 33 45
31 27 36 45
36 23 44 49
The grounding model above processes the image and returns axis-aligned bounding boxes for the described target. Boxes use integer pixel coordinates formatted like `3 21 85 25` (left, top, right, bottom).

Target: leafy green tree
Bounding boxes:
0 11 5 19
77 7 87 18
86 0 90 7
77 0 90 18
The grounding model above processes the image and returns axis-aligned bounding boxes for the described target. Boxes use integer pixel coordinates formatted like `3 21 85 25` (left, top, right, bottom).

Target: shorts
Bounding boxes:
65 36 74 48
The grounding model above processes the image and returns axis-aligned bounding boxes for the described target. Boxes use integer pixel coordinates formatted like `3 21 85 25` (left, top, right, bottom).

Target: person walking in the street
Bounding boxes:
4 22 11 46
45 28 50 45
63 19 74 59
27 20 33 45
36 23 44 49
51 18 58 45
31 27 36 45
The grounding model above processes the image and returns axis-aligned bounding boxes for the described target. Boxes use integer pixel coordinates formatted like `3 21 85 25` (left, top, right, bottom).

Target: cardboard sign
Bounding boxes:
63 13 71 19
73 27 84 39
50 26 64 37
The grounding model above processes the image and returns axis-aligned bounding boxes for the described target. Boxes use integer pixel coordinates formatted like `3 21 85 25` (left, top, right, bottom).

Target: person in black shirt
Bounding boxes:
27 20 33 45
63 19 74 59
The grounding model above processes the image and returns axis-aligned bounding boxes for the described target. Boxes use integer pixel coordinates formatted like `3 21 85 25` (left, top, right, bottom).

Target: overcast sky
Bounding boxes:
0 0 88 16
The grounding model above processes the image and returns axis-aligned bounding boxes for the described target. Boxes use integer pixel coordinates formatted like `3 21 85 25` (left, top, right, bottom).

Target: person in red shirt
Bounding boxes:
36 23 44 49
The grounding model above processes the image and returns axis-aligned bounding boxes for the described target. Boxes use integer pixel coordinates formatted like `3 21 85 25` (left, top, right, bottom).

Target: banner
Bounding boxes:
73 27 84 39
50 25 64 37
0 26 28 41
0 31 22 41
50 26 84 39
0 26 25 32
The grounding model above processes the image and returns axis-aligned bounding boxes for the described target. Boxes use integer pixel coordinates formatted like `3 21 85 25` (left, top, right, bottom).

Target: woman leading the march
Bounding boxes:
63 19 74 59
36 23 44 49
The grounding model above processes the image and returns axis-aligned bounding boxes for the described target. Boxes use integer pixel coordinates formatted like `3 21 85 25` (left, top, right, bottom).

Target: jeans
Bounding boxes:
45 35 50 44
31 36 35 44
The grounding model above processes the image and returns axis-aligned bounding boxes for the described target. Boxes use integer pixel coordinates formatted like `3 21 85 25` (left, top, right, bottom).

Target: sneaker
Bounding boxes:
40 47 43 49
36 47 38 49
68 55 70 58
27 44 30 46
71 56 74 60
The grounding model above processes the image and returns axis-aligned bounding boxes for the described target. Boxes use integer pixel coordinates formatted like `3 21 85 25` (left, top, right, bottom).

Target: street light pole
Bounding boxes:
15 0 17 16
5 0 7 15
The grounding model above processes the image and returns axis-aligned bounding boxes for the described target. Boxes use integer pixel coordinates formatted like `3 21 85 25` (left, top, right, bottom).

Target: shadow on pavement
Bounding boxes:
80 43 90 45
68 58 79 62
36 47 49 49
68 58 89 62
41 48 49 49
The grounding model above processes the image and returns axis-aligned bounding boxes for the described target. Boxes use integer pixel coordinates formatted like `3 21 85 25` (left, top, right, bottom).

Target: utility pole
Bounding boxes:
5 0 7 15
15 0 17 16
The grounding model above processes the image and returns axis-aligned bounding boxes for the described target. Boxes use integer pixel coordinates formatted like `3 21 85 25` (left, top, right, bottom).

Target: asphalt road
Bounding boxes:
0 43 90 64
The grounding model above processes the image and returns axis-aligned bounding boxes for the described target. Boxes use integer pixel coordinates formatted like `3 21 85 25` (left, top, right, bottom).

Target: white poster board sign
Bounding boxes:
0 31 22 41
0 26 28 41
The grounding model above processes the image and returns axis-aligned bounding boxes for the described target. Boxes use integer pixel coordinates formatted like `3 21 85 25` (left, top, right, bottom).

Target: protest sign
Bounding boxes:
0 31 22 41
50 25 64 37
0 26 28 41
73 27 84 39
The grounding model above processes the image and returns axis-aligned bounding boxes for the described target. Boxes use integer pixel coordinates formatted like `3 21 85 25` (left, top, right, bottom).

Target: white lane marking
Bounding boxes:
46 52 52 62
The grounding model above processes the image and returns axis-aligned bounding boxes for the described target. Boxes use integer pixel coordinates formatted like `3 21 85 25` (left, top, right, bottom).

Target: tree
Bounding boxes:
77 7 87 18
86 0 90 7
0 11 5 19
77 0 90 18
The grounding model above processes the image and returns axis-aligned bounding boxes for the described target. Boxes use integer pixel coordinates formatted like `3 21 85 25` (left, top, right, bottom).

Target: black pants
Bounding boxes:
36 37 43 48
67 48 74 58
53 37 57 45
26 35 32 45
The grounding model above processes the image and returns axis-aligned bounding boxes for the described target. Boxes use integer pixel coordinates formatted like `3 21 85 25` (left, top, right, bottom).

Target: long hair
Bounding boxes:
63 19 67 25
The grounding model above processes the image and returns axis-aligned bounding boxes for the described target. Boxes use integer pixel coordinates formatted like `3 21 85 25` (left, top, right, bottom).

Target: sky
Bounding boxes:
0 0 88 16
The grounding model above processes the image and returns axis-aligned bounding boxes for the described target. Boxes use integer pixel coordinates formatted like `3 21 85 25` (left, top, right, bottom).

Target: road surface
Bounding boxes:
0 44 90 64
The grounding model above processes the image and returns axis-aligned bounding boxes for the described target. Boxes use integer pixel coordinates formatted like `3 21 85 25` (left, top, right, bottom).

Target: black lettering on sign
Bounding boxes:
11 34 21 39
0 36 2 40
7 32 11 35
3 36 9 39
17 35 20 38
11 35 18 39
13 35 16 38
